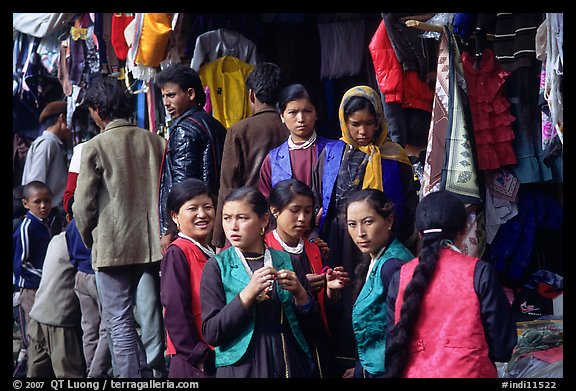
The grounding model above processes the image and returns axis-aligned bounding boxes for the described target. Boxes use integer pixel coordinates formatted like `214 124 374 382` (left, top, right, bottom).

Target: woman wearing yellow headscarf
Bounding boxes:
311 85 418 377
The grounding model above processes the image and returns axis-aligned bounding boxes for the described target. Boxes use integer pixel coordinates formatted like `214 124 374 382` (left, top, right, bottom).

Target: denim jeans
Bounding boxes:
95 264 153 378
134 262 167 378
75 271 112 377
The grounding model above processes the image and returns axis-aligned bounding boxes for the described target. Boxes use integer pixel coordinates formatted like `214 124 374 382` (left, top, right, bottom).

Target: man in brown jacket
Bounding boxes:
73 77 166 378
212 62 289 250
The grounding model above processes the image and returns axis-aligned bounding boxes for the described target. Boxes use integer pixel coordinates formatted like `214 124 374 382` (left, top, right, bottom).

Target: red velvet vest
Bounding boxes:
264 232 330 334
165 237 213 355
395 248 497 378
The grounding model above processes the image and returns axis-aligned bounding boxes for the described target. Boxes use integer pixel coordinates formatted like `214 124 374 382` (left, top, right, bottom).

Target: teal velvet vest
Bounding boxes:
351 238 414 375
214 246 312 366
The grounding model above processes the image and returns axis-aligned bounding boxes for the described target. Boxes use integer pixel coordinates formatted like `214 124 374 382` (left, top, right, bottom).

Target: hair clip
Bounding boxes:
422 228 443 234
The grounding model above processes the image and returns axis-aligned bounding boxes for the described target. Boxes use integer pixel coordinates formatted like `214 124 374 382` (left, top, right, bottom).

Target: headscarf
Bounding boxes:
338 85 412 190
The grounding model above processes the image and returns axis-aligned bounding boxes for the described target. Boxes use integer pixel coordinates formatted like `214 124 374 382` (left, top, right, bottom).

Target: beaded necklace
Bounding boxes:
272 229 304 254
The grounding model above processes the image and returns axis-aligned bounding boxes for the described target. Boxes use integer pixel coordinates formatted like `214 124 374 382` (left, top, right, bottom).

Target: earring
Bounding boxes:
260 227 265 236
176 221 181 231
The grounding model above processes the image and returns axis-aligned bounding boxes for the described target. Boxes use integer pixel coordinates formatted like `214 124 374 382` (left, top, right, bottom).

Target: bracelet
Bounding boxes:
296 295 313 312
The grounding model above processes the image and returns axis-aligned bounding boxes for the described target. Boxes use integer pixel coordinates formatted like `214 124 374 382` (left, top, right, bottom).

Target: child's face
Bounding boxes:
280 98 317 143
22 187 52 220
222 200 268 253
272 194 314 246
171 194 215 244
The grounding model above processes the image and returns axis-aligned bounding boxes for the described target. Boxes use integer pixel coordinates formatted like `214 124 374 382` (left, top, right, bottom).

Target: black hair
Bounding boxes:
155 63 206 108
343 95 381 143
224 186 269 219
71 102 100 143
344 188 395 300
245 62 283 106
83 76 134 122
277 83 319 114
268 178 316 231
343 95 376 120
22 180 52 200
165 178 216 236
383 190 467 377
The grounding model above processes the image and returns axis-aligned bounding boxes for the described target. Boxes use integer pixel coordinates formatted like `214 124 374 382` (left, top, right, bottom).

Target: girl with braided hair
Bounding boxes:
383 190 517 378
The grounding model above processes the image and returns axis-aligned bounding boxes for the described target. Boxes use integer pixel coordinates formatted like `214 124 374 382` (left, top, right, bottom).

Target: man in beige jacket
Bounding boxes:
73 77 166 378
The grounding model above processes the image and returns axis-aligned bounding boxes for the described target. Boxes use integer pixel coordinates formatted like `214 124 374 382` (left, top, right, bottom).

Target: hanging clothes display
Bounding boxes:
198 55 253 129
67 14 100 87
130 13 172 68
368 18 434 149
111 13 135 61
317 19 365 80
190 28 258 72
461 48 517 170
542 13 563 146
422 27 480 204
93 13 120 76
13 13 77 39
421 27 484 257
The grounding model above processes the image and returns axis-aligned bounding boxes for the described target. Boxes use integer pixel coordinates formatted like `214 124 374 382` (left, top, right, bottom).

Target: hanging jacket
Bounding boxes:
369 19 434 113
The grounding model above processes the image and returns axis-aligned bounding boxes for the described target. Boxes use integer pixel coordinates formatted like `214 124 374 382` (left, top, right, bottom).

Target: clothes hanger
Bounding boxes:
404 19 445 33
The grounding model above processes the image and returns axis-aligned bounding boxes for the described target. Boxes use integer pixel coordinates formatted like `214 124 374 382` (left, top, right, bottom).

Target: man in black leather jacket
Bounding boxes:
156 64 226 252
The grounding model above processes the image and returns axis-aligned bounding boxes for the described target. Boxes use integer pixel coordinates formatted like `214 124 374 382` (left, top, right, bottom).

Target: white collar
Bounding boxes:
273 229 304 254
177 232 216 258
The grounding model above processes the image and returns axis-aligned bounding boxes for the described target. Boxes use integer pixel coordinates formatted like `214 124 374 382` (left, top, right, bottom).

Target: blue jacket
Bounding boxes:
66 218 94 274
269 136 330 187
13 211 53 289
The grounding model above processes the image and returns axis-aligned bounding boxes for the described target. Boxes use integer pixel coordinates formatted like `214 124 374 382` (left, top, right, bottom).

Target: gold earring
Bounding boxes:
177 221 181 231
260 227 265 236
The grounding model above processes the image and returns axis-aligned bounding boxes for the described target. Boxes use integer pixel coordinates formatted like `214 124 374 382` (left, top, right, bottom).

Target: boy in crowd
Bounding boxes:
13 180 57 377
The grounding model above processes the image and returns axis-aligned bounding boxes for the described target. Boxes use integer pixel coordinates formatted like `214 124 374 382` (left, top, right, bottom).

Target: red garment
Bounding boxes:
461 48 517 170
395 248 497 378
368 20 434 112
164 237 213 356
111 13 134 61
264 232 330 335
63 171 78 215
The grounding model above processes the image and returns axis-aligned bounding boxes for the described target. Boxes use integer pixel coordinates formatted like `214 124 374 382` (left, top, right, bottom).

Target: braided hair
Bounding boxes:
383 190 467 377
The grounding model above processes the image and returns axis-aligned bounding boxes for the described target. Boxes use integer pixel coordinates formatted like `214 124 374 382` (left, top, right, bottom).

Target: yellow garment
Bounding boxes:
134 13 172 67
338 85 412 190
199 56 253 129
